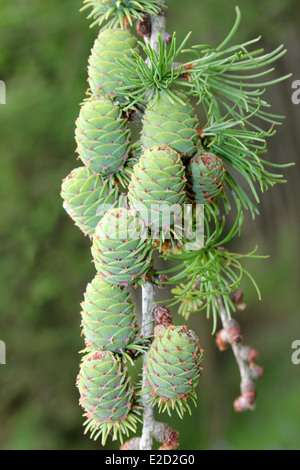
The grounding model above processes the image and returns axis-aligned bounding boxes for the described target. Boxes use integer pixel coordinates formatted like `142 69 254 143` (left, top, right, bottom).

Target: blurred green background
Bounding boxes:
0 0 299 450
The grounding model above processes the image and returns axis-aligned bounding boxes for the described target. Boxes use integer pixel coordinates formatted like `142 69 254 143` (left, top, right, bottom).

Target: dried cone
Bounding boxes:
187 150 226 203
77 351 139 445
81 275 139 354
144 325 204 417
128 146 186 232
61 167 119 237
91 208 153 286
88 28 137 104
141 90 200 159
75 97 131 177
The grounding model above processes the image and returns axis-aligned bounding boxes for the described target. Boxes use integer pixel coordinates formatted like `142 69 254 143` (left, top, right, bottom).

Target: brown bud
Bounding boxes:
234 396 250 413
181 72 191 82
159 240 173 254
159 428 179 451
182 63 194 71
241 381 256 407
230 290 244 305
237 302 247 311
240 346 259 364
156 273 169 287
180 63 195 82
136 16 151 36
120 438 140 451
197 126 206 140
154 305 172 327
230 290 246 311
216 329 230 351
250 364 265 380
226 319 243 344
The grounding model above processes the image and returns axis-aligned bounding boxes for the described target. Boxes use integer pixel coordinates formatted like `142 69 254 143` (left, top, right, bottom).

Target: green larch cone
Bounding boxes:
61 166 119 237
81 275 140 354
91 207 153 286
128 146 186 232
141 91 200 159
88 28 137 104
187 151 226 204
75 97 131 177
77 350 140 445
82 0 161 29
144 325 204 418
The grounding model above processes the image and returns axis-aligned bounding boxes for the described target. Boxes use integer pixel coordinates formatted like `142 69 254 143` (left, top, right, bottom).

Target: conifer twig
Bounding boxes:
122 280 179 451
144 0 167 50
140 280 155 450
216 295 264 412
121 423 179 451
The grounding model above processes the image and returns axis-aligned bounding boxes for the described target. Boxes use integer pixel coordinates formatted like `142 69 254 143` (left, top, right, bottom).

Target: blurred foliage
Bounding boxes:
0 0 299 450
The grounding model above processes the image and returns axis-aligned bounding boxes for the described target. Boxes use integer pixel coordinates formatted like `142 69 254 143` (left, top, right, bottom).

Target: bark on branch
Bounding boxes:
139 280 155 450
